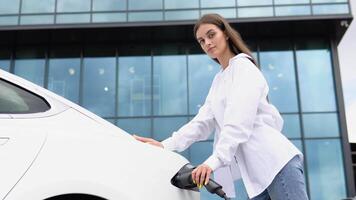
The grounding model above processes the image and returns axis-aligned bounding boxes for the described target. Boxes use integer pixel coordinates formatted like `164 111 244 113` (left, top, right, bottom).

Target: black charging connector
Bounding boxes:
171 164 229 199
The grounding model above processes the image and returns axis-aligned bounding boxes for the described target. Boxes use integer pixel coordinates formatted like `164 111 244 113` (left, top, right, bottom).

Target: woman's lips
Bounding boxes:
208 47 215 53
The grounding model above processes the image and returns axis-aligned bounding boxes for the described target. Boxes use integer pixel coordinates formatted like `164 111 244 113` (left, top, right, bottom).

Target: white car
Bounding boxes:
0 69 199 200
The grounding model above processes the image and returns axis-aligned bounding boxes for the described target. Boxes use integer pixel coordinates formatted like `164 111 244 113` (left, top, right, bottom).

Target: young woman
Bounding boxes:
134 13 309 200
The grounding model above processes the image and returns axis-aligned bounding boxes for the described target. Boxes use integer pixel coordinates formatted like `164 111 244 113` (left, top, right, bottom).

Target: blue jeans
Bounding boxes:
250 155 309 200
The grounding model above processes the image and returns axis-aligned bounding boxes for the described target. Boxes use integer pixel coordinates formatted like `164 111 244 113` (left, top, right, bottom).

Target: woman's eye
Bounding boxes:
208 33 215 38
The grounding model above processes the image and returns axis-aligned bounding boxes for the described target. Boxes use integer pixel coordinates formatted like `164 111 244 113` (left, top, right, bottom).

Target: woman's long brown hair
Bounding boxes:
193 13 257 65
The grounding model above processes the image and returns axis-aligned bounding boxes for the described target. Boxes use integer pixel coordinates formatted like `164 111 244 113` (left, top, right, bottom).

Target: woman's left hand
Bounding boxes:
191 164 212 188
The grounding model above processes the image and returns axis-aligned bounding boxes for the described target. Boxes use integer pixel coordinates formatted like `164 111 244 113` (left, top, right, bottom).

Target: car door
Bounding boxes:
0 78 49 199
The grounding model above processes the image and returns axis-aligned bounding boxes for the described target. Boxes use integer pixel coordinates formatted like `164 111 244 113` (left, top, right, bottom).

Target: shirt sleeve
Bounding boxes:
161 78 217 152
204 57 267 171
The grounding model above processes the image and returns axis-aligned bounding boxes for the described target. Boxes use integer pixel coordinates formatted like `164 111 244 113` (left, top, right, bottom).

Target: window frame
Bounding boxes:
0 78 51 115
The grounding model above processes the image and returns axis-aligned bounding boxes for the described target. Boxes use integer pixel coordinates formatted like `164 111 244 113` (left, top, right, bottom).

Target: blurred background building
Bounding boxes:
0 0 353 199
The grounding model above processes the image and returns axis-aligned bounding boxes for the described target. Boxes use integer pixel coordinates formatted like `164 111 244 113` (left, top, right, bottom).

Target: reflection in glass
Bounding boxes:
0 16 18 26
48 58 80 103
129 0 162 10
128 12 163 22
201 9 236 19
118 56 151 117
165 10 199 21
296 49 336 112
153 117 187 141
275 6 311 16
312 4 349 15
0 0 20 14
238 7 273 18
201 0 235 8
165 0 198 9
20 15 54 25
0 60 10 71
14 59 45 86
188 55 219 114
260 51 298 112
275 0 309 4
56 14 90 24
0 49 11 72
303 113 339 138
93 0 126 11
281 114 301 138
21 0 55 13
312 0 347 3
238 0 272 6
189 141 213 166
117 118 152 138
92 13 126 23
305 139 346 200
57 0 91 12
83 57 116 117
290 139 303 153
153 55 188 115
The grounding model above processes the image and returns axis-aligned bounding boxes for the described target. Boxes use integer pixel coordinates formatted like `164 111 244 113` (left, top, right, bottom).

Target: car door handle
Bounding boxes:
0 137 9 146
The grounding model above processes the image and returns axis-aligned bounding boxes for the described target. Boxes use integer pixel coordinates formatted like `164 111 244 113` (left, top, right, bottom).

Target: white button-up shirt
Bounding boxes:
162 53 302 198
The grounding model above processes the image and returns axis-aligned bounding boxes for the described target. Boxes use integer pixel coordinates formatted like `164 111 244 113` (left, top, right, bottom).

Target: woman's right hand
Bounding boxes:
133 135 164 148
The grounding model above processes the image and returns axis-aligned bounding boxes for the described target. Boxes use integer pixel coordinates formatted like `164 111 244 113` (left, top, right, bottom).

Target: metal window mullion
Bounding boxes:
150 50 154 139
115 47 119 123
90 0 93 23
44 41 50 89
329 36 356 197
78 45 84 106
18 0 23 25
292 37 310 197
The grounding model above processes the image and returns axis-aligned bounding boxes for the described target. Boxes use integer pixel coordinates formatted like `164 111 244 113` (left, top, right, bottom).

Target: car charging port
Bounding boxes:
171 164 229 200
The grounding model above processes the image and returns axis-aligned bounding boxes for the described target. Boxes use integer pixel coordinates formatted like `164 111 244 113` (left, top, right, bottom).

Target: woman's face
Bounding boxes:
196 23 229 59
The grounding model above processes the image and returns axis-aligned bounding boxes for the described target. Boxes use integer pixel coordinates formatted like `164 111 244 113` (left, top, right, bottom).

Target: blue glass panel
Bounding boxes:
20 15 54 25
105 118 116 124
0 16 18 26
313 4 349 15
128 12 163 22
83 57 116 117
153 55 188 115
275 0 309 4
238 0 272 6
281 114 301 138
238 7 273 18
128 0 162 10
312 0 347 3
14 59 45 86
165 10 199 21
0 0 20 14
117 118 152 138
275 5 311 16
201 0 235 8
260 51 299 112
189 141 213 166
153 117 188 141
290 139 303 153
48 58 80 103
57 0 91 12
118 56 151 117
92 13 126 23
303 113 339 138
296 49 336 112
56 14 90 24
305 139 347 200
93 0 126 11
21 0 55 13
0 60 10 71
201 9 236 19
188 54 219 114
165 0 199 9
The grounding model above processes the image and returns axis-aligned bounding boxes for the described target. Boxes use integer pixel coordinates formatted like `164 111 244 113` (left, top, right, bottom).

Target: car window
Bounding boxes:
0 79 50 114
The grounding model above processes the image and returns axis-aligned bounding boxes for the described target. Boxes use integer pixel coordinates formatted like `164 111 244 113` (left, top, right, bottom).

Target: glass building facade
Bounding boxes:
0 0 353 200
